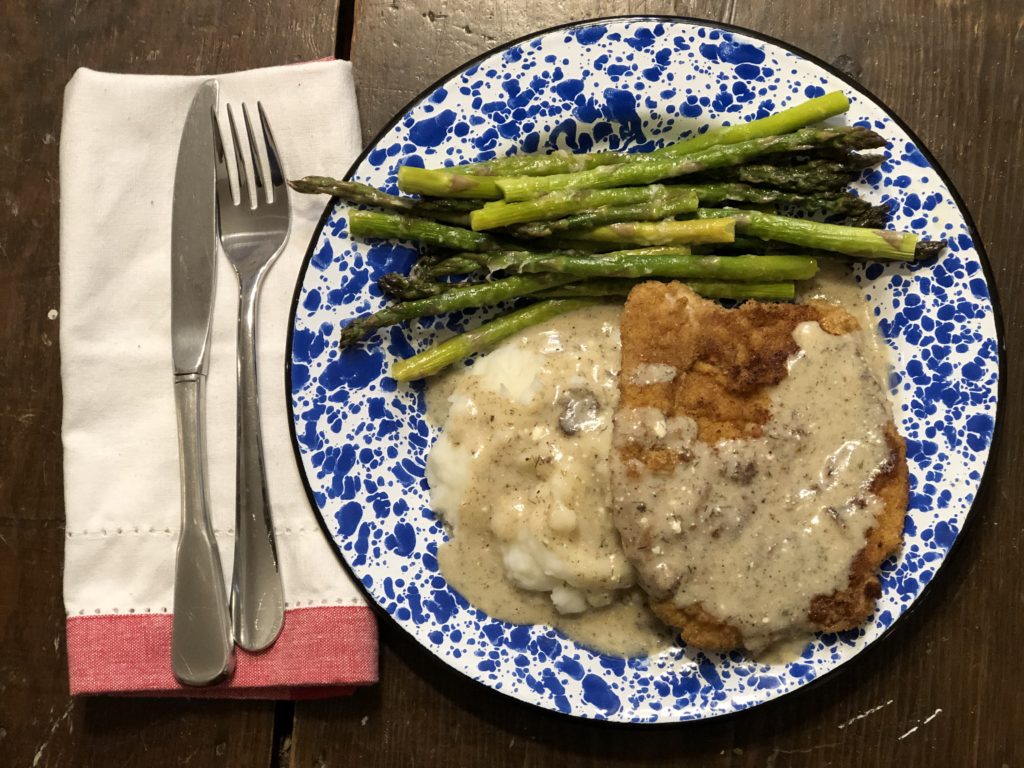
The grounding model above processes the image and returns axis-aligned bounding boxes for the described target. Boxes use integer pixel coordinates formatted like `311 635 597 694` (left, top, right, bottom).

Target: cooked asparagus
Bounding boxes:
348 210 507 252
494 126 885 201
695 208 941 261
504 192 705 237
534 278 796 302
434 90 850 179
567 218 735 247
469 186 698 231
462 249 818 281
701 157 879 193
289 176 479 225
397 166 503 199
310 93 944 378
339 273 575 348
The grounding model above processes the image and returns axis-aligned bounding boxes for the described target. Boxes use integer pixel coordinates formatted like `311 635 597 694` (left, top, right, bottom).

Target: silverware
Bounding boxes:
170 79 235 686
214 102 290 651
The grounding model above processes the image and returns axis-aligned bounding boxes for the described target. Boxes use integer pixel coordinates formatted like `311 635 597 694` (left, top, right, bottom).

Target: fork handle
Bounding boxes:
172 374 235 685
230 273 286 651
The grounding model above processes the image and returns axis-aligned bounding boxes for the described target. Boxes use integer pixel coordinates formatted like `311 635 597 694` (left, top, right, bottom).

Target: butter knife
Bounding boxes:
170 79 234 686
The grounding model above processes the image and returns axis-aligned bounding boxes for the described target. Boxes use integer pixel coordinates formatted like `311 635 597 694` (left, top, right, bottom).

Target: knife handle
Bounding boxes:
230 276 285 652
172 373 234 685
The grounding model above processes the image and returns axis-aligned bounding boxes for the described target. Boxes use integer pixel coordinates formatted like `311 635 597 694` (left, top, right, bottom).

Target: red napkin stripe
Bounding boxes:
67 605 377 699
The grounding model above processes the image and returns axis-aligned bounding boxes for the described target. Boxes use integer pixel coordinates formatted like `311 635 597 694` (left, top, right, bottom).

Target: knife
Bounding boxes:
170 79 234 686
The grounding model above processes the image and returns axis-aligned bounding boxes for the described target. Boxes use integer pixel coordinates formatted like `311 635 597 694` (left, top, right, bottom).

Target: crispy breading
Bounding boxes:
615 281 908 650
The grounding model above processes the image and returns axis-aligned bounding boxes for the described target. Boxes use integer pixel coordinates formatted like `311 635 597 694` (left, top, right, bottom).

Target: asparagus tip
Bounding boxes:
378 272 449 301
914 239 947 261
338 321 370 349
288 177 317 194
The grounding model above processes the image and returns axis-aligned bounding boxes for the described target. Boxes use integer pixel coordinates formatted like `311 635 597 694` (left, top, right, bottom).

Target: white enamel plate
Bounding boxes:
287 17 1001 722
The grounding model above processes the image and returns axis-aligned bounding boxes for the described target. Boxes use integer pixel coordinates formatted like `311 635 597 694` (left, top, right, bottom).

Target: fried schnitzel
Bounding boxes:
611 281 908 651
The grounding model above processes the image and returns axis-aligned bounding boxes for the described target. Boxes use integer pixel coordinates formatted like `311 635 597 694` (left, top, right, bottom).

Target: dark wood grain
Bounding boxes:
0 1 338 766
288 1 1024 766
4 0 1022 765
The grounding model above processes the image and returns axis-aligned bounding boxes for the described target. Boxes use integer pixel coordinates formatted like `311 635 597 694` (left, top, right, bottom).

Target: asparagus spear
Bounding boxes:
568 218 735 247
391 299 602 381
416 255 486 277
505 192 704 237
839 203 892 229
397 166 503 199
469 186 698 230
694 236 814 255
701 157 879 193
685 183 891 227
686 182 868 213
421 256 488 278
653 91 851 159
470 250 818 281
791 148 884 169
913 240 946 260
444 246 690 274
349 210 509 252
696 208 939 260
494 126 885 201
535 279 796 302
419 244 692 278
445 150 629 177
339 274 575 348
533 279 641 298
389 252 817 381
378 272 452 301
435 91 850 178
289 176 479 225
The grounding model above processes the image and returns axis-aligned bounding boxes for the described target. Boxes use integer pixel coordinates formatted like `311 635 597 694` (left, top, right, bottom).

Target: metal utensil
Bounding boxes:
170 79 235 686
214 102 290 651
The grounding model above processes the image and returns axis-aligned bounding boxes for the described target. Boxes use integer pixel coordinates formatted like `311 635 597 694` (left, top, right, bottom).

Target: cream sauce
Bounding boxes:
426 277 896 658
798 258 893 394
611 320 893 652
630 363 679 386
426 305 672 656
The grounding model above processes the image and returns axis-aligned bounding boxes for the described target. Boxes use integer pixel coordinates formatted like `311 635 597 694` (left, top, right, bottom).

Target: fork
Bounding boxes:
214 103 290 651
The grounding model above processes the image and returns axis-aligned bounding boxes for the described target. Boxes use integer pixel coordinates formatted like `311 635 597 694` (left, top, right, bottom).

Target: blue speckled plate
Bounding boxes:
287 17 1002 722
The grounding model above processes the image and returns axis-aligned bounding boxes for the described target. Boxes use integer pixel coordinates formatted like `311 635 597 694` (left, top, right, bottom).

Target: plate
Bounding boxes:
287 17 1002 722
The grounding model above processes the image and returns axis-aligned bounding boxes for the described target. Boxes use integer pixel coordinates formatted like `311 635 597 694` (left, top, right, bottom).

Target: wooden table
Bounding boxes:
2 1 1021 765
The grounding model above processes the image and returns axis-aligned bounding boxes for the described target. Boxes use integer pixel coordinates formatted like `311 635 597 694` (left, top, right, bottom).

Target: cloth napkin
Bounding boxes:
59 61 376 698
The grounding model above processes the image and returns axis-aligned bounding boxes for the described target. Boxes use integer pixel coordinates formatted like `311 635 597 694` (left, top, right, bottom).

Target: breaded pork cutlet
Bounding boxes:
611 281 908 651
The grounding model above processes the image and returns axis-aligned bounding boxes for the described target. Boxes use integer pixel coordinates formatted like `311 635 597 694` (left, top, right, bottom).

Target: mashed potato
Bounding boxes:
426 305 634 615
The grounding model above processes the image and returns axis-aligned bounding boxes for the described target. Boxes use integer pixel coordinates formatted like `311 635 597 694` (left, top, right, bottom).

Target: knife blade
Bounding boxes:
170 79 234 686
172 81 220 376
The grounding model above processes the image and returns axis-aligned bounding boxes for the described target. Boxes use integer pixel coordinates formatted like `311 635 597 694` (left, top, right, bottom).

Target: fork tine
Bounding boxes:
212 109 233 211
241 104 268 205
257 103 286 190
226 104 252 208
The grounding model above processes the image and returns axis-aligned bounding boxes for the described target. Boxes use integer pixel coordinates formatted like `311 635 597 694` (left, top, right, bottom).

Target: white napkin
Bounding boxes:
60 62 365 636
